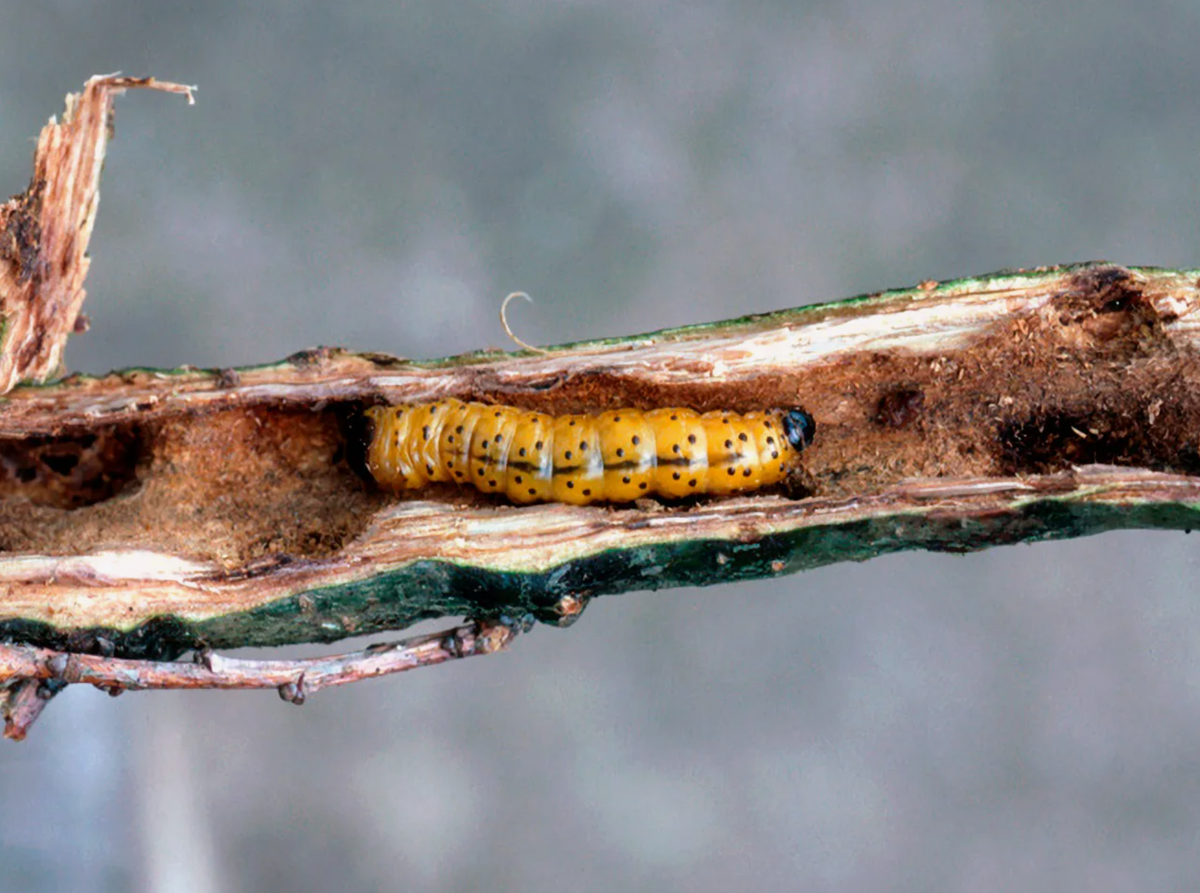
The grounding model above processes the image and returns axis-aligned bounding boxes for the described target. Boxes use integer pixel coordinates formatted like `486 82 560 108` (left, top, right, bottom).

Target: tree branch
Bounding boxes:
0 616 522 739
4 76 1200 740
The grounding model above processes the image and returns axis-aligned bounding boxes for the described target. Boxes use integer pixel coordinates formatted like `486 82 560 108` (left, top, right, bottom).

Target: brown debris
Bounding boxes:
0 424 141 509
0 75 194 393
0 404 376 564
0 265 1195 590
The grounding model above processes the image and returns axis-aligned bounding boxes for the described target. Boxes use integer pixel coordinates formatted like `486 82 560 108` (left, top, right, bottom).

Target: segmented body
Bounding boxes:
364 399 815 506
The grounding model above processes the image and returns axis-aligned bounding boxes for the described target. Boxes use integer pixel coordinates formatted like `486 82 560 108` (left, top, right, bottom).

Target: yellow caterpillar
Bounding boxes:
364 398 815 506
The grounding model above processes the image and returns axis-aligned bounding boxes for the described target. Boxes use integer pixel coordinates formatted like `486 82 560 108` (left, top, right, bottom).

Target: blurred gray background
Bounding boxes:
3 2 1200 891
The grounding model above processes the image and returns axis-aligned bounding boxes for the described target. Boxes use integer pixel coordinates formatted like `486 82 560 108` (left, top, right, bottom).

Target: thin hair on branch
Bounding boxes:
500 291 549 354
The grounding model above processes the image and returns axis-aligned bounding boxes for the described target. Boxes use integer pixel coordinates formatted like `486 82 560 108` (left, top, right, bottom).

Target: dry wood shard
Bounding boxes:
0 75 194 393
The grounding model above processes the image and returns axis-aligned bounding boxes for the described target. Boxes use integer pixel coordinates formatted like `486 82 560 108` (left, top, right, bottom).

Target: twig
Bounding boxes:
0 616 526 739
1 678 60 741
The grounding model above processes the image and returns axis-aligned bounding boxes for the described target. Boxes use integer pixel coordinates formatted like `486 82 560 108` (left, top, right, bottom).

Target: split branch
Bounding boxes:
4 75 1200 741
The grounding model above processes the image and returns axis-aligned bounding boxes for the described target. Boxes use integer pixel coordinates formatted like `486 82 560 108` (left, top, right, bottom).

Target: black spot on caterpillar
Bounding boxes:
365 399 815 505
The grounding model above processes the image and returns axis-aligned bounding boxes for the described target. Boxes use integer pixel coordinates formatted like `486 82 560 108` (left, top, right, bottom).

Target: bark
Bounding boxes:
1 617 520 740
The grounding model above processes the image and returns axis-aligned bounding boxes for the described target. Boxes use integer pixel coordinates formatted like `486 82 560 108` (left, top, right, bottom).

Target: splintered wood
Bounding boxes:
0 75 194 393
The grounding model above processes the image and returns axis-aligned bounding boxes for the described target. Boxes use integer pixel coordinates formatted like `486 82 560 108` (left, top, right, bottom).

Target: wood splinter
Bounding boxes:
0 616 527 740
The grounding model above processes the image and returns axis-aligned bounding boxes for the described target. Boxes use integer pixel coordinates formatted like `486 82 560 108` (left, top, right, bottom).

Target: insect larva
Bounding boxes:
364 399 815 506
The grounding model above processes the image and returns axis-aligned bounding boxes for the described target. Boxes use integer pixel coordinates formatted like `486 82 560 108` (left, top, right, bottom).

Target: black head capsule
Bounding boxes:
782 408 816 451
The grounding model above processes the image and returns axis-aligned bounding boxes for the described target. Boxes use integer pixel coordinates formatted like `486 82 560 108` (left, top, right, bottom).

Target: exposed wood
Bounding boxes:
0 75 194 393
0 263 1199 663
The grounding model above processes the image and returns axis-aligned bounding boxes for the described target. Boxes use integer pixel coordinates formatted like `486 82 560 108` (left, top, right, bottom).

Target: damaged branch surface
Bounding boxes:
4 78 1200 738
1 263 1199 661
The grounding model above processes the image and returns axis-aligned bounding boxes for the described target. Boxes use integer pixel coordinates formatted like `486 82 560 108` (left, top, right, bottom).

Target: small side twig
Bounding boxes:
0 616 527 740
1 678 59 741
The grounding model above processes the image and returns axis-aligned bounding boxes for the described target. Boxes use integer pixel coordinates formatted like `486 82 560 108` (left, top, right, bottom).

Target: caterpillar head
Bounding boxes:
782 408 816 452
